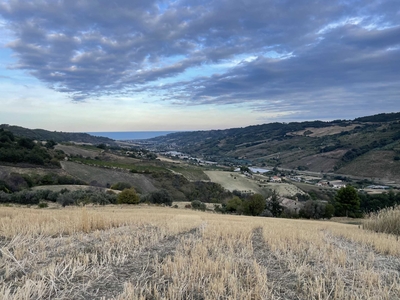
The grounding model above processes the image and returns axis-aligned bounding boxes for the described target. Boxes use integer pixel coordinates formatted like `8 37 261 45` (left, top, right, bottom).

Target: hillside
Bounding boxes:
146 112 400 182
0 124 115 145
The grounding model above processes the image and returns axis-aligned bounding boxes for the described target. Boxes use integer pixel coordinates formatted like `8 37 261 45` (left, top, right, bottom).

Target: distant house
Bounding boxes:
270 176 282 182
329 180 346 189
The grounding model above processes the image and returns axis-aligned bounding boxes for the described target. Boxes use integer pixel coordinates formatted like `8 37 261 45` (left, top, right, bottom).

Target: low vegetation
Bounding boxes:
0 129 60 167
363 205 400 236
0 206 399 299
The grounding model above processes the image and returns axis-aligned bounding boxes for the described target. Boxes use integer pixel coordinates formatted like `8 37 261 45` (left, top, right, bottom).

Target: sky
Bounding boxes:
0 0 399 132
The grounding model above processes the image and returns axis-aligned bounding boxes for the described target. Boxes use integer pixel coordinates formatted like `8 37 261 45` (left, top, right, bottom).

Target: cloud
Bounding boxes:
0 0 399 116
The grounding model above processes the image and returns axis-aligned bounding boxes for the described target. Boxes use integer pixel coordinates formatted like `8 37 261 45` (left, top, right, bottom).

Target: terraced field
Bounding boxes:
205 171 304 196
0 206 399 299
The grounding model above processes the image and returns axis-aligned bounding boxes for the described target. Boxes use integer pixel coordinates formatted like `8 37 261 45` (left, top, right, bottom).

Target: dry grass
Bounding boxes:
363 205 400 236
1 206 400 299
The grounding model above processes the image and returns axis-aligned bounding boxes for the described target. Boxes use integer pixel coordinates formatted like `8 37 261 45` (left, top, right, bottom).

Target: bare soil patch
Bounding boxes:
252 227 300 299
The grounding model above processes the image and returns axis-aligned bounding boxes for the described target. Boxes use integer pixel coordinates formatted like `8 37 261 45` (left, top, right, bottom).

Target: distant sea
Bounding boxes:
86 131 179 140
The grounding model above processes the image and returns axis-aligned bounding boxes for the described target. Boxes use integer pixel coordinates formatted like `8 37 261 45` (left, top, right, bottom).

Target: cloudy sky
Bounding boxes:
0 0 399 132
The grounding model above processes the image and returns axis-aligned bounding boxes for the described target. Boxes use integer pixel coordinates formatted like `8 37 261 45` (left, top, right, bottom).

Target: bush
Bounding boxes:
148 190 172 206
324 203 335 219
0 191 11 203
110 182 132 191
11 190 39 205
191 200 206 211
57 192 75 207
243 194 265 216
226 196 242 213
299 200 326 219
38 202 48 208
117 188 140 204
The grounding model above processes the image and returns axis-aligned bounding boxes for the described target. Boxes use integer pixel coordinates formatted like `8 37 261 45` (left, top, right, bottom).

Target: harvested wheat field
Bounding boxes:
1 206 400 299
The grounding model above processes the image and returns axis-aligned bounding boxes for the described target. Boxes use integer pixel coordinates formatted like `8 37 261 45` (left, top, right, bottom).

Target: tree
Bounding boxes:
191 200 206 211
334 186 360 217
244 194 265 216
299 200 325 219
324 203 335 219
117 188 140 204
226 196 242 213
266 190 283 217
148 190 172 206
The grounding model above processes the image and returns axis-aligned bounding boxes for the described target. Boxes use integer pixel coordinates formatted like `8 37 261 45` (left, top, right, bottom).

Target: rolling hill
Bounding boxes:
0 124 115 145
146 112 400 182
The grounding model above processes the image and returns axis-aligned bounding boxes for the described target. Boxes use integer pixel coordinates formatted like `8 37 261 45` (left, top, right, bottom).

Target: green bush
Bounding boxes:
299 200 326 219
110 182 132 191
117 188 140 204
38 202 48 208
243 194 265 216
191 200 206 211
226 196 242 213
148 190 172 206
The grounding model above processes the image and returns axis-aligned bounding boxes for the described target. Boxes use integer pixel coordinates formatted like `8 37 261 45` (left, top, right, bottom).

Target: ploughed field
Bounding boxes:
0 206 399 299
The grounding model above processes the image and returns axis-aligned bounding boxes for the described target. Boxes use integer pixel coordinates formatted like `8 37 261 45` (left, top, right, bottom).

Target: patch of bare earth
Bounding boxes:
252 227 300 299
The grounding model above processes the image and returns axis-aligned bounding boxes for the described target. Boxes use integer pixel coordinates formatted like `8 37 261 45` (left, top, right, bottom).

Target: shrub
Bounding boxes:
148 190 172 206
191 200 206 211
11 190 39 205
299 200 326 219
57 193 75 207
110 182 132 191
226 196 242 213
243 194 265 216
324 203 335 219
117 188 140 204
38 202 48 208
0 191 11 203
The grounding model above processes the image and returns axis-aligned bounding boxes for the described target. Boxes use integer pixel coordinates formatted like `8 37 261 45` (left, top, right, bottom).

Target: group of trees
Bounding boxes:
221 191 283 217
0 172 86 193
0 188 118 206
219 186 365 219
359 190 400 213
116 186 173 206
0 129 59 166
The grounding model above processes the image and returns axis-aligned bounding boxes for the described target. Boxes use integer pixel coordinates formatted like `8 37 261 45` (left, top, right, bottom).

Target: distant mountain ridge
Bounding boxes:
148 112 400 183
0 124 116 145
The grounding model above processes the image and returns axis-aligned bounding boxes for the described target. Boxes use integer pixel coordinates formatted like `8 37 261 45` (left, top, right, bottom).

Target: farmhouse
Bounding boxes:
270 176 282 182
329 180 346 189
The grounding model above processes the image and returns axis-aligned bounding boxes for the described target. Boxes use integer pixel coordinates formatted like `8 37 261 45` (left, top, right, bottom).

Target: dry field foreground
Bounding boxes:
0 206 400 299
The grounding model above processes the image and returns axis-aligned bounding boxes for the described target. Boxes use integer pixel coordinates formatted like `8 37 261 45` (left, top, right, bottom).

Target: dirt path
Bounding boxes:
87 227 202 299
252 227 301 300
